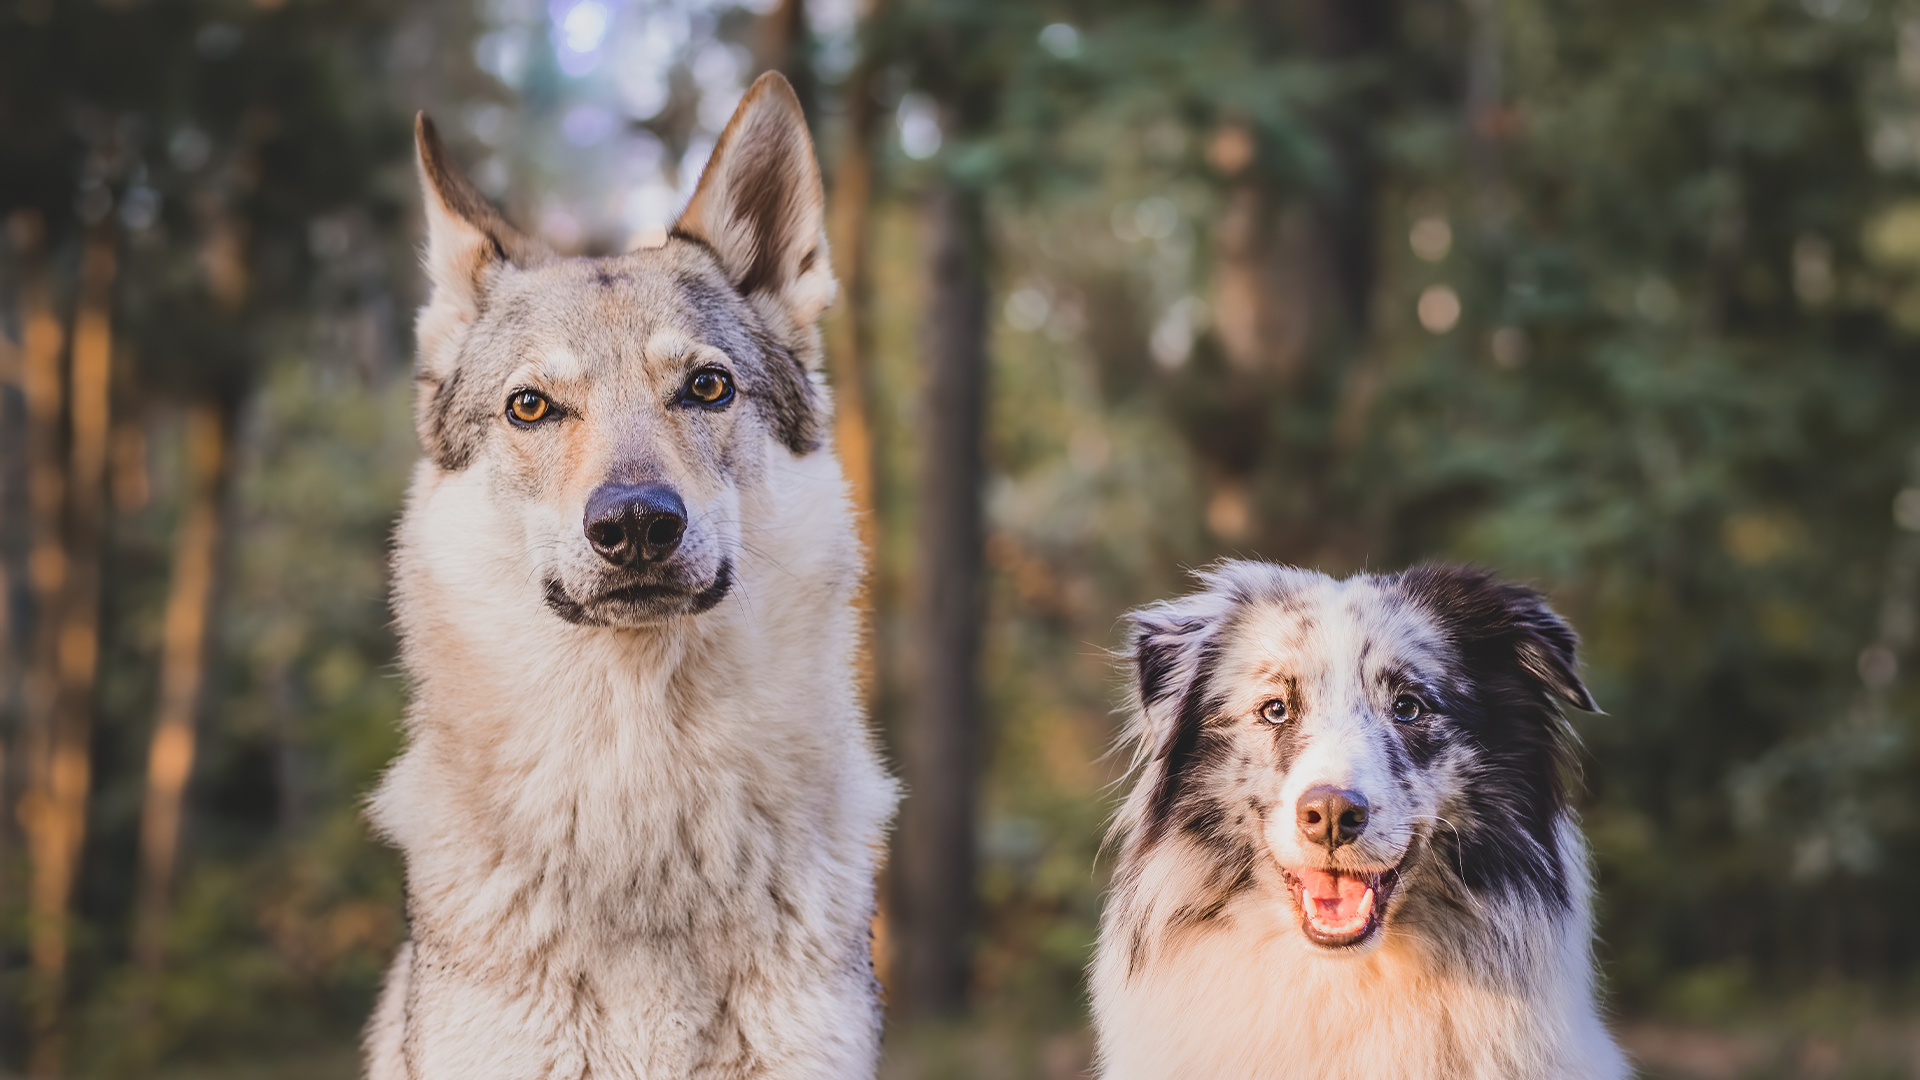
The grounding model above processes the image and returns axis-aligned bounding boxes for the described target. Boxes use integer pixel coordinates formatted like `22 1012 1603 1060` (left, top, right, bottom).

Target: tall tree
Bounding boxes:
8 208 68 1074
822 0 890 596
1 1 410 1068
133 400 234 975
889 0 1016 1018
757 0 818 125
896 176 990 1019
17 218 117 1079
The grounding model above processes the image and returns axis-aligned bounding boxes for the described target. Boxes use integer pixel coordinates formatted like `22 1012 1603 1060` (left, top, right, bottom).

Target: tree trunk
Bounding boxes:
756 0 816 123
134 401 233 974
22 222 115 1078
1188 0 1393 558
1462 0 1510 240
796 0 894 985
12 209 66 1074
824 0 887 576
893 179 988 1020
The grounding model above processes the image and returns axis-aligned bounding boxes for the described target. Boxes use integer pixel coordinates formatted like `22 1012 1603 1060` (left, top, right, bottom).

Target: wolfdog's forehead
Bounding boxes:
1211 570 1448 685
476 246 755 369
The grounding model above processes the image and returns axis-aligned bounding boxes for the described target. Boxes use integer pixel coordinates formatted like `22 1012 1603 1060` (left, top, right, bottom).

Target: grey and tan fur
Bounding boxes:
361 74 897 1079
1092 561 1628 1080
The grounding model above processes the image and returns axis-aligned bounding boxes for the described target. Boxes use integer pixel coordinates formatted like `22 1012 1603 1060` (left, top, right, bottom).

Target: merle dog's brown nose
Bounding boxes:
1297 785 1369 850
584 482 686 566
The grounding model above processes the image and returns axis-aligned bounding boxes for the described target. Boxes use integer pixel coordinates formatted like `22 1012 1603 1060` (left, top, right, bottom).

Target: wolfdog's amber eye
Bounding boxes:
507 391 552 425
1392 694 1423 722
1259 699 1289 724
682 368 734 406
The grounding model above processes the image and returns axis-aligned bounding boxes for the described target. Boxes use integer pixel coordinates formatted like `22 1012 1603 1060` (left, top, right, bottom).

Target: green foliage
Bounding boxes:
957 0 1920 1031
7 0 1920 1075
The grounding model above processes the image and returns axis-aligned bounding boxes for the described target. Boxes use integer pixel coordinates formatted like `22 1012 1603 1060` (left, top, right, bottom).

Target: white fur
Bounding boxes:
1093 821 1622 1079
365 449 893 1079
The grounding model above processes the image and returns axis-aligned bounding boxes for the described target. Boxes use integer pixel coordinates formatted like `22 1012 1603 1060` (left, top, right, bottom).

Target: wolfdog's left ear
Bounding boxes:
414 113 549 379
674 72 837 341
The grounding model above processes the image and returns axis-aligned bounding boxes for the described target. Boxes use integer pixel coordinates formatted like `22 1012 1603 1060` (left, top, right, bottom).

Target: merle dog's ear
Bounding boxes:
1507 593 1599 714
1129 602 1218 763
1403 565 1598 714
413 114 549 467
672 73 837 350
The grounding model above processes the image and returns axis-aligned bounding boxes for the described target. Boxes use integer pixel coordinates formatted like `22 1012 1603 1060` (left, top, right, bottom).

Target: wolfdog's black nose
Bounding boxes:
584 482 687 566
1297 786 1369 850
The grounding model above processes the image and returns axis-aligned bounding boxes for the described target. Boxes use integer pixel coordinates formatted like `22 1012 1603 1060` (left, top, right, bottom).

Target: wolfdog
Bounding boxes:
360 73 897 1079
1091 562 1628 1079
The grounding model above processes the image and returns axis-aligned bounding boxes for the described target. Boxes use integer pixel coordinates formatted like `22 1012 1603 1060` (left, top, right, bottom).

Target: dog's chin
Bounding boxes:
543 558 733 627
1280 863 1401 951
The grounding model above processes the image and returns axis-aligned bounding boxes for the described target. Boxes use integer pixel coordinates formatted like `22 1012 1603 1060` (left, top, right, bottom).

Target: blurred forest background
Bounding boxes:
3 0 1920 1076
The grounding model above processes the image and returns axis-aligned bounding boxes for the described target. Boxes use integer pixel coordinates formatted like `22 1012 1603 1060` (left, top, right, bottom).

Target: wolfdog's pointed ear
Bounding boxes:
673 73 837 340
1403 565 1599 714
413 113 544 374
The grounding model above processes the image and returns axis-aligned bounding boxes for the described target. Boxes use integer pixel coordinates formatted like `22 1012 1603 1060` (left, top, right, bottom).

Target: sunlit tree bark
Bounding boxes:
21 221 115 1078
757 0 817 124
819 0 897 987
133 401 233 975
824 0 887 584
11 210 66 1073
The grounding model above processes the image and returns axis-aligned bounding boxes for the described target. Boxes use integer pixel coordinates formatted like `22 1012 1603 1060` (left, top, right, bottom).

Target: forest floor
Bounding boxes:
42 1016 1920 1079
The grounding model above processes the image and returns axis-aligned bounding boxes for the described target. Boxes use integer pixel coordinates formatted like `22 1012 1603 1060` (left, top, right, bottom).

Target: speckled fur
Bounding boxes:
362 75 896 1080
1092 562 1628 1080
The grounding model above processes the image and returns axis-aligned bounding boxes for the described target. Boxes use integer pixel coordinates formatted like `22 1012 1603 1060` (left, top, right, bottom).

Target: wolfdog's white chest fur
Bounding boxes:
365 456 893 1080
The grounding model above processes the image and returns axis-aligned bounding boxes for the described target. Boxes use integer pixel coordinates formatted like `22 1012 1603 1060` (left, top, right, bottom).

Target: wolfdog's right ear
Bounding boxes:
673 72 837 347
413 113 546 384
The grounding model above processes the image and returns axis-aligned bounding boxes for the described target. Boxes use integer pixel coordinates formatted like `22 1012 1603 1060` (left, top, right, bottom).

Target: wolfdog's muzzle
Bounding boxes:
540 481 732 625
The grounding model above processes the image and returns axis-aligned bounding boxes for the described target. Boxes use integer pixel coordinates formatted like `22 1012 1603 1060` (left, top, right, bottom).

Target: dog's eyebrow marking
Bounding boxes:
670 270 822 455
644 331 700 368
1252 663 1289 686
522 348 585 386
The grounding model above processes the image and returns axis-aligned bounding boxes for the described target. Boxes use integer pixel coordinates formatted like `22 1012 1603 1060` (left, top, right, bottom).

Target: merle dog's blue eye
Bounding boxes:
1260 699 1289 724
1392 694 1423 722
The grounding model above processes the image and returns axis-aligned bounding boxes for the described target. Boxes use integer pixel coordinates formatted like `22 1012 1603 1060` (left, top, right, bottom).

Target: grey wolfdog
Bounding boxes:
361 73 897 1079
1092 562 1628 1079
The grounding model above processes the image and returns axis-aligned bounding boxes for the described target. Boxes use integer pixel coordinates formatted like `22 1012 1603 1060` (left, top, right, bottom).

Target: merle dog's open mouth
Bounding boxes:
1281 865 1400 948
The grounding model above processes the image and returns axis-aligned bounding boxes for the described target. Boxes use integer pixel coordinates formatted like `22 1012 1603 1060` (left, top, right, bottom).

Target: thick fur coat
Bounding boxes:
362 75 897 1079
1091 562 1628 1080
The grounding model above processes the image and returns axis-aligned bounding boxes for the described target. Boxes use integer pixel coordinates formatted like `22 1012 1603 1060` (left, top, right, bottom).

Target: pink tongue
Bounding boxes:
1292 868 1370 924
